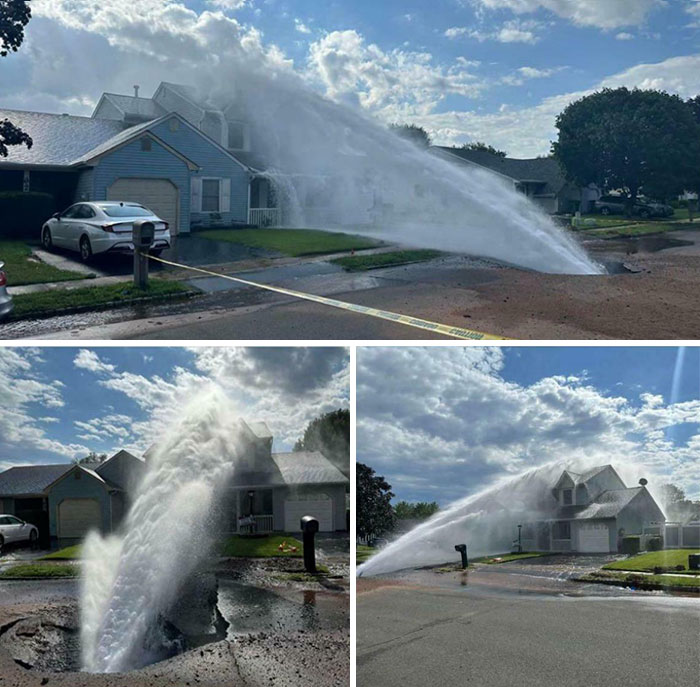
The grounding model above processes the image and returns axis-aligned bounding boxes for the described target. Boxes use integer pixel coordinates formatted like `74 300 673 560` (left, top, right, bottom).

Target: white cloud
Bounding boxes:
294 18 311 34
501 65 563 85
468 0 665 30
358 348 700 503
207 0 250 9
307 30 484 117
74 349 116 374
447 19 543 44
616 32 635 40
686 0 700 26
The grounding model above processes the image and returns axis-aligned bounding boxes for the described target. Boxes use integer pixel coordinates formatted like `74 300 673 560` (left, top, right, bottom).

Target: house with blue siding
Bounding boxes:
0 82 281 237
0 422 348 549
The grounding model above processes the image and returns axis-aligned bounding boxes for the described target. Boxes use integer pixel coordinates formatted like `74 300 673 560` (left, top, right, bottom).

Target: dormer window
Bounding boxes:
562 489 572 505
227 121 248 150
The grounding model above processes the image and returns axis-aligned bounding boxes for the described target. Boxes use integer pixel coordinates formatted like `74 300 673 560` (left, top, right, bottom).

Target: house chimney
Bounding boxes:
639 478 648 486
134 85 140 98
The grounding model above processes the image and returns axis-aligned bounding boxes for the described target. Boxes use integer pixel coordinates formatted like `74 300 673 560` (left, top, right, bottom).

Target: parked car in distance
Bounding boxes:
41 201 171 261
595 195 674 218
0 515 38 553
0 261 13 320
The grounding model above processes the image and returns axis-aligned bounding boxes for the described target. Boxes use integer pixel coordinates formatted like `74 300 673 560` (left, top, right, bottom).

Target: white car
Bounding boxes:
0 515 38 553
41 201 171 261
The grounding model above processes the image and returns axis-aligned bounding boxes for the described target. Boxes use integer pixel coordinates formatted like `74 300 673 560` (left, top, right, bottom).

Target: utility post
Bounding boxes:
133 220 155 289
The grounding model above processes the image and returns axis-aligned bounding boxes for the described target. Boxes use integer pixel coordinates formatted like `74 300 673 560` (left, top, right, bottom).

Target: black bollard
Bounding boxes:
133 220 155 289
301 515 319 573
455 544 468 569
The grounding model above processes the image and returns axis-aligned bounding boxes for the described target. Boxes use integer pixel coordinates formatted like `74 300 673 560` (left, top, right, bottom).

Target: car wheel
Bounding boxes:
0 535 4 556
42 226 53 251
601 207 610 216
80 235 93 262
29 529 37 545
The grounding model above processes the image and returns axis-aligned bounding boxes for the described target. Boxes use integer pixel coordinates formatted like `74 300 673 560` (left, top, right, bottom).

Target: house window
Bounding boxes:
201 179 221 212
141 138 152 152
562 489 572 505
228 121 245 150
553 521 571 539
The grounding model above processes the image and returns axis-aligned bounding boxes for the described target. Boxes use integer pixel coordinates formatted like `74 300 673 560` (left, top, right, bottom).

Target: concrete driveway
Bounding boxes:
357 577 700 687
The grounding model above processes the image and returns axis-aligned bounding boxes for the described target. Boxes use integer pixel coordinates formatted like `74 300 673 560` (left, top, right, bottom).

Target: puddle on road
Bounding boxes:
217 580 348 636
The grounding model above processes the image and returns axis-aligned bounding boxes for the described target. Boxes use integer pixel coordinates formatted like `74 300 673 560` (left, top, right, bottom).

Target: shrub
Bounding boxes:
675 564 685 571
621 536 641 555
647 536 663 551
0 192 55 240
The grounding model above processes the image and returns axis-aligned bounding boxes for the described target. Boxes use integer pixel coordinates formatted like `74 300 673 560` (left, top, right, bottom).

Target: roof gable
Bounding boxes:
44 464 111 493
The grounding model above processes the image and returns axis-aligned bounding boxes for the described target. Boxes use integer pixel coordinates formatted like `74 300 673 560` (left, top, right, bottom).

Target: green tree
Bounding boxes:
74 452 108 465
394 501 440 520
460 141 507 157
294 409 349 477
0 0 32 158
685 96 700 221
553 88 700 214
390 123 431 147
357 463 395 541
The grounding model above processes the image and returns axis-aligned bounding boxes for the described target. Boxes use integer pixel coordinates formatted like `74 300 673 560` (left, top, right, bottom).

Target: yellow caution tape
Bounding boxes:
145 253 506 340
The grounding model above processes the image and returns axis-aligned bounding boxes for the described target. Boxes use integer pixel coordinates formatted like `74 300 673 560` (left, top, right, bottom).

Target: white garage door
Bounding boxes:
285 499 333 532
107 178 180 235
58 498 101 539
578 522 610 552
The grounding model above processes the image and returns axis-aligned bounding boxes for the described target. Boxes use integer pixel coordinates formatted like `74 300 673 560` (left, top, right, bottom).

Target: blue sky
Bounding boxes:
0 346 349 469
357 346 700 506
2 1 699 156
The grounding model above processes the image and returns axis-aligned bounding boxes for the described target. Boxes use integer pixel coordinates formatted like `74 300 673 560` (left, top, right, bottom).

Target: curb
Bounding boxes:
574 576 700 594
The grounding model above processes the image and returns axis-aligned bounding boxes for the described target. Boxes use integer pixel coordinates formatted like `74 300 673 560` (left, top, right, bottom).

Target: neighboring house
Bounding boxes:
432 146 599 215
0 450 144 547
0 82 277 235
520 465 666 553
0 421 348 547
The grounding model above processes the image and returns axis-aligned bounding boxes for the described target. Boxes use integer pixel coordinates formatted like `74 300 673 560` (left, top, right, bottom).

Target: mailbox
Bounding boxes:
301 516 320 573
454 543 468 569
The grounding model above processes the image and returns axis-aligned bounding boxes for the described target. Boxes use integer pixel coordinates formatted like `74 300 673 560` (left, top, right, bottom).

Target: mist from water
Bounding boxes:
357 459 660 577
80 388 246 673
188 55 602 275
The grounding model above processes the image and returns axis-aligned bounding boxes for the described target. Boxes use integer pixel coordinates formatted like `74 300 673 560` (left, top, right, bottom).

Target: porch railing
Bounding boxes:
248 208 280 227
239 514 274 534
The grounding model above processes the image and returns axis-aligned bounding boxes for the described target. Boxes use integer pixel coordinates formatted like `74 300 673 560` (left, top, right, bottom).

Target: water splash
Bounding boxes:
357 459 658 577
80 388 246 673
199 67 602 275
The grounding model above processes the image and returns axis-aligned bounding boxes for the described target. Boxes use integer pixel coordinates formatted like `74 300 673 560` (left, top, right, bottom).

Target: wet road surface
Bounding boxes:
358 559 700 687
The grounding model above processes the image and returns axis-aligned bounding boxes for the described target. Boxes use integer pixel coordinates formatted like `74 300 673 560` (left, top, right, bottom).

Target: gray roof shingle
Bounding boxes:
433 146 568 196
272 451 348 486
0 109 125 166
0 464 73 496
555 487 643 520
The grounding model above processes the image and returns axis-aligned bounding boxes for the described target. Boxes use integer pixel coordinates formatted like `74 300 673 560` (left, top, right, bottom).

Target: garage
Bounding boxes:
577 522 610 552
284 496 333 532
58 498 101 539
107 178 180 235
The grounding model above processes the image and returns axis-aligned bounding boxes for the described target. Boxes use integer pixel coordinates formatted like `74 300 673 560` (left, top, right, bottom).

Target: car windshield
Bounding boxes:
98 204 153 217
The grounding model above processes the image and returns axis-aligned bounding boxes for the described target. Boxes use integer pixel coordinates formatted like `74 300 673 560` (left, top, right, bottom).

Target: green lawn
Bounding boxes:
580 570 700 591
603 549 700 574
198 228 382 257
479 552 552 564
0 240 86 286
0 563 80 579
357 544 375 565
40 545 82 560
583 222 688 239
219 534 303 558
332 249 443 272
10 279 192 319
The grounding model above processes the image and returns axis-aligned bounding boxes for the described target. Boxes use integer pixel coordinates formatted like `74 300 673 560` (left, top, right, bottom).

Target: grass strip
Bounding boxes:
40 545 82 560
0 240 86 286
10 279 192 319
0 563 80 579
578 570 700 592
197 228 382 257
603 549 700 574
332 249 443 271
219 534 303 558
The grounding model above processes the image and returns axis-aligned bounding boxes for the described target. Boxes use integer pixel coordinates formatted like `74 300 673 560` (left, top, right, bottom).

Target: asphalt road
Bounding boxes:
357 585 700 687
